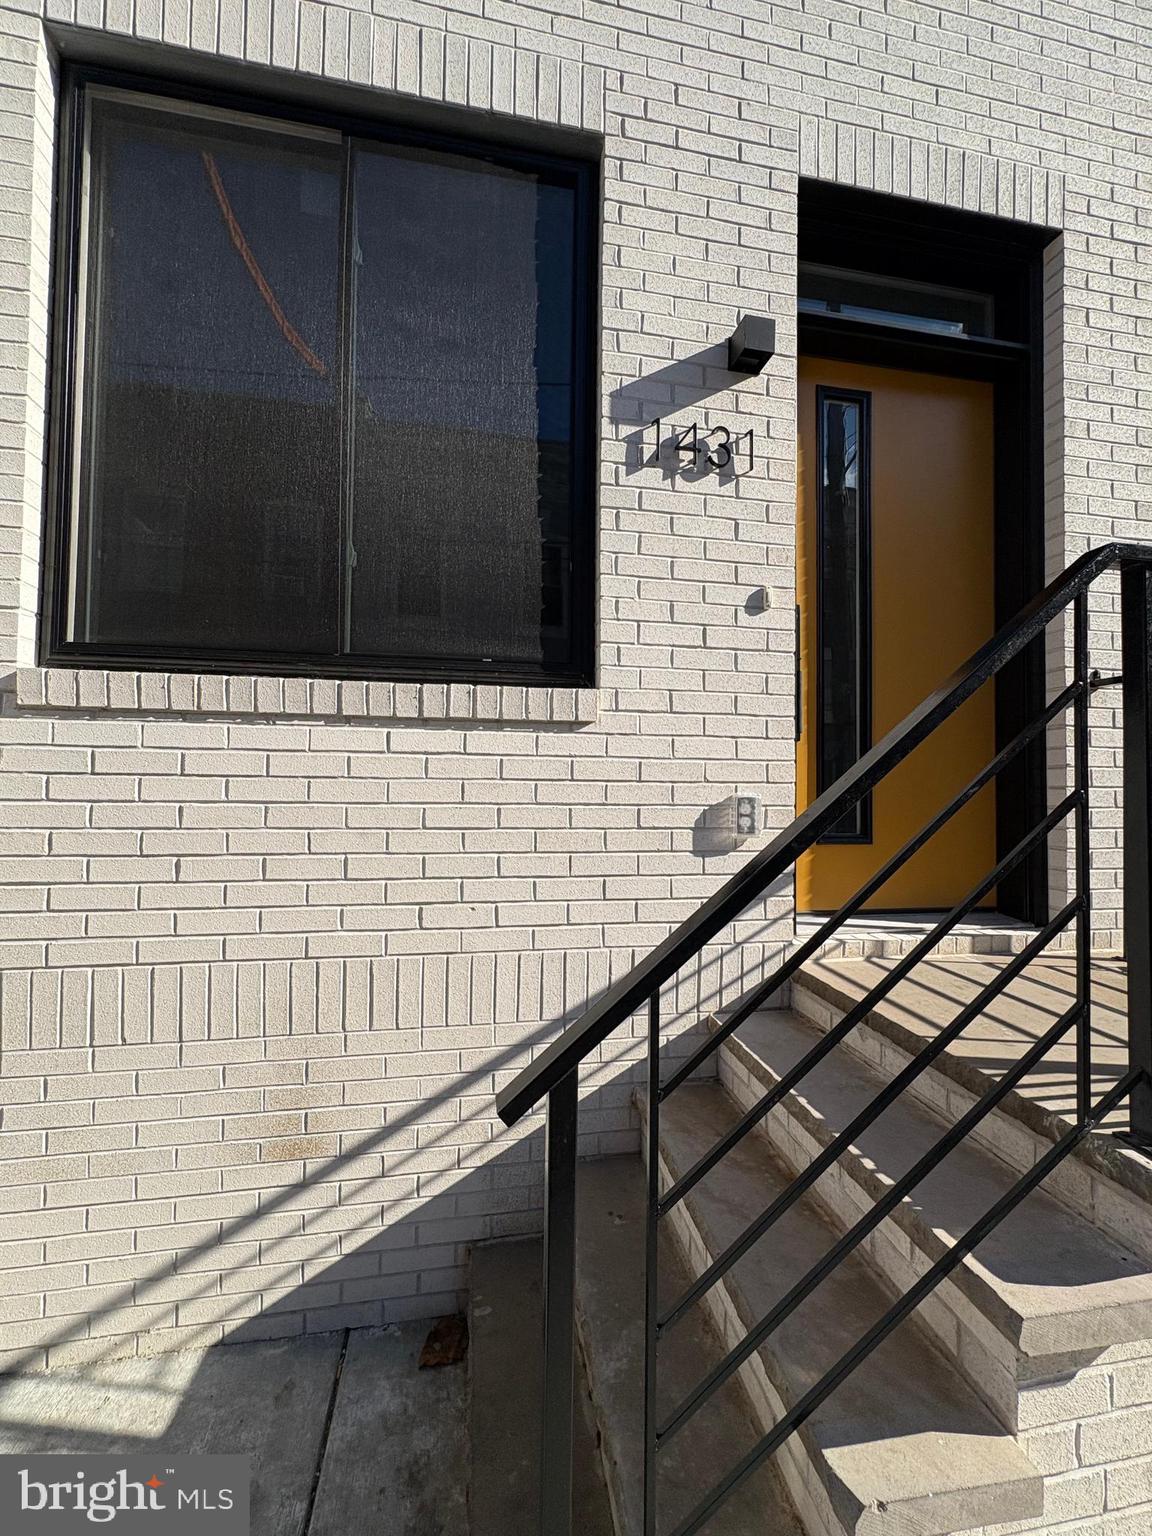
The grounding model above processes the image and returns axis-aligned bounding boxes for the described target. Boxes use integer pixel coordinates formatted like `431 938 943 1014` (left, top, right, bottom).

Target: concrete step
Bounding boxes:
645 1081 1043 1536
715 1007 1152 1431
789 957 1152 1263
575 1155 806 1536
468 1236 614 1536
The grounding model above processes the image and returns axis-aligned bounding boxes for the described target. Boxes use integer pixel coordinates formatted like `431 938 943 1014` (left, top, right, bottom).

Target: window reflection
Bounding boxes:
77 102 343 653
348 147 574 669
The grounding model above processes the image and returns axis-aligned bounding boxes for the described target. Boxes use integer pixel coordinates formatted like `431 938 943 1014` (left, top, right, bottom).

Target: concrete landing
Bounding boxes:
792 953 1152 1237
0 1323 469 1536
796 910 1056 959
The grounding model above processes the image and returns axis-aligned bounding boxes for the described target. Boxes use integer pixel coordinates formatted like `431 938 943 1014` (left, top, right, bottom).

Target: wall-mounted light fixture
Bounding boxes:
728 314 776 375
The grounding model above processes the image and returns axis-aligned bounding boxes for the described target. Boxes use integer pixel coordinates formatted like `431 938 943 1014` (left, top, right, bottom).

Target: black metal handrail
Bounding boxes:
661 681 1080 1098
498 542 1144 1128
658 880 1080 1332
496 542 1152 1536
658 795 1075 1227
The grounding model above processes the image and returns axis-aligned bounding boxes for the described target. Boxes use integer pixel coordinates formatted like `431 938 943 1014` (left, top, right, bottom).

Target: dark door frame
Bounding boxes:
797 182 1058 924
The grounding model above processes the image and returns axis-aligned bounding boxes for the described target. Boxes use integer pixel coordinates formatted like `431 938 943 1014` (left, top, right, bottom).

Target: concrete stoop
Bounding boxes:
788 958 1152 1228
794 912 1081 965
574 1157 806 1536
715 1009 1152 1422
638 1087 1043 1536
473 956 1152 1536
740 961 1152 1536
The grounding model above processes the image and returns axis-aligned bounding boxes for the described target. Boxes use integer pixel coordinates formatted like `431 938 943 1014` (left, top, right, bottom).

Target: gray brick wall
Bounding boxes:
0 0 1148 1363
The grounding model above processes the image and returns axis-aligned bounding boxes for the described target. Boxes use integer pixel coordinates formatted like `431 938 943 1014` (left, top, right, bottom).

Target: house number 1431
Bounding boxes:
648 419 756 472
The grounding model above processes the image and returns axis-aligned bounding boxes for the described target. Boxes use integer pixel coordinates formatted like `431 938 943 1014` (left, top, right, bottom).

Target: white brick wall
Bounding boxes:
0 0 1149 1366
974 1342 1152 1536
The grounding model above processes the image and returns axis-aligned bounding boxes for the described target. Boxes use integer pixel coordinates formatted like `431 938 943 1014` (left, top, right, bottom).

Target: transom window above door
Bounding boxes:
798 263 994 339
46 75 598 685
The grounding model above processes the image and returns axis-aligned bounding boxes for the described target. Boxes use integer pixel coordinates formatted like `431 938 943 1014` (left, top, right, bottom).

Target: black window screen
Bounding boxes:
347 145 576 670
53 79 596 684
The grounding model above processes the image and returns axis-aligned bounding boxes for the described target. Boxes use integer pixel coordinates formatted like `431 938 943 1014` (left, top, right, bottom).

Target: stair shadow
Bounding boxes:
741 1010 1152 1295
644 1091 1045 1534
807 957 1133 1142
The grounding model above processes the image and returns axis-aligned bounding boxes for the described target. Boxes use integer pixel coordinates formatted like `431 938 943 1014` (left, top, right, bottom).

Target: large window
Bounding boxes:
46 75 598 683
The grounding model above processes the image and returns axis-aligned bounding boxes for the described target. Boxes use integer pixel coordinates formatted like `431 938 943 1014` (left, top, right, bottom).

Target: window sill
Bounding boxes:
6 667 600 726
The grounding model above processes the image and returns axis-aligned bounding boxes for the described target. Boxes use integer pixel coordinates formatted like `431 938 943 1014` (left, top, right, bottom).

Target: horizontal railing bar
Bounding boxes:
656 793 1078 1236
496 544 1149 1127
1089 671 1123 691
660 683 1081 1102
657 893 1080 1332
656 994 1082 1446
668 1067 1144 1536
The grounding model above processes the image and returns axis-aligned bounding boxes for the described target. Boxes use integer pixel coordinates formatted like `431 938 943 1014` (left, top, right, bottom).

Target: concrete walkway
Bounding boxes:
803 954 1129 1130
0 1322 468 1536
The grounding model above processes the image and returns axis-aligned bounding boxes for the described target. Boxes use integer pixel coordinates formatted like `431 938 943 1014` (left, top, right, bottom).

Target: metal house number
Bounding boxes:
649 419 756 473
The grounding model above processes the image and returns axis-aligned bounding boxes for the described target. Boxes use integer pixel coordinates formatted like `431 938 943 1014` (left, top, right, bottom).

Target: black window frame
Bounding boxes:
41 64 601 688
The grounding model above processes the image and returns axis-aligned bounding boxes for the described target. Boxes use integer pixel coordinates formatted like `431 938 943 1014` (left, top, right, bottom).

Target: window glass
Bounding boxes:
73 99 343 653
58 85 593 683
799 263 993 338
818 391 871 842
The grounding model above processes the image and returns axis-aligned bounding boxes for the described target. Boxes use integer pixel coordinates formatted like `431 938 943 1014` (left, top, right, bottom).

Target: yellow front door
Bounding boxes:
796 357 997 913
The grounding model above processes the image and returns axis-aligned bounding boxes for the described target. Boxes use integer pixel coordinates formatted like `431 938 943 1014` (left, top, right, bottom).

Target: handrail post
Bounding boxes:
643 990 661 1536
1074 591 1092 1122
540 1071 578 1535
1121 563 1152 1147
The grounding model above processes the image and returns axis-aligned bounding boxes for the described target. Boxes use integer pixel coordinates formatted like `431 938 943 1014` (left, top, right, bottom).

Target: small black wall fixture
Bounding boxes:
728 314 776 374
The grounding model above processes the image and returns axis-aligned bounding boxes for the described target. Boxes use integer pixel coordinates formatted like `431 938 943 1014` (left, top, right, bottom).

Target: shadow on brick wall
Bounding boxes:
0 934 797 1383
0 1015 648 1377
